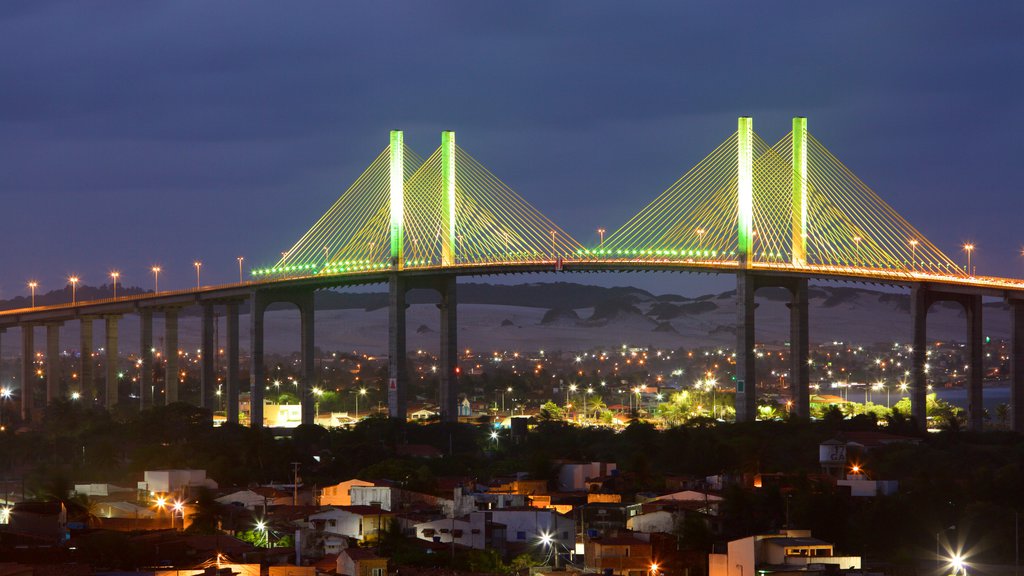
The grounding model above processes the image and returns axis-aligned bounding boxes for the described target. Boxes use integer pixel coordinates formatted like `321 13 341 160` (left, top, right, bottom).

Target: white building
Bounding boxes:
558 462 617 492
626 510 675 534
307 506 393 543
321 479 375 507
138 470 217 494
709 530 861 576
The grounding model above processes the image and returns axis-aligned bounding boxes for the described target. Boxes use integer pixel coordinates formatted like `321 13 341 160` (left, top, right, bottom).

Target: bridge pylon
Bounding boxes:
737 116 753 267
390 130 405 270
441 130 457 266
791 117 808 267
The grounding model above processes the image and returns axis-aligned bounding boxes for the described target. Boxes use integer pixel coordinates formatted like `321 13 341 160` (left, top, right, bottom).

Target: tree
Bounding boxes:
539 401 565 421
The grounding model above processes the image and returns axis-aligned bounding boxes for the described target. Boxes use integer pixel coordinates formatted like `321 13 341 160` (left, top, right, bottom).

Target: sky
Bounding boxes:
0 1 1022 299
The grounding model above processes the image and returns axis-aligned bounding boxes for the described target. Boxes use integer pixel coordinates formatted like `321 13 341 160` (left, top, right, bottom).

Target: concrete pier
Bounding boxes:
21 325 34 420
201 304 216 410
249 293 266 428
1011 299 1024 432
226 301 240 424
439 276 458 423
46 323 61 404
300 293 316 426
80 318 94 400
789 278 810 418
140 310 153 409
735 273 756 422
164 309 179 404
910 285 929 428
105 316 119 408
388 274 408 420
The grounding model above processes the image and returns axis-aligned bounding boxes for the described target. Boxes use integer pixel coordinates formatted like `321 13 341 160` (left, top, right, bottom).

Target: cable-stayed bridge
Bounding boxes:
2 118 1022 432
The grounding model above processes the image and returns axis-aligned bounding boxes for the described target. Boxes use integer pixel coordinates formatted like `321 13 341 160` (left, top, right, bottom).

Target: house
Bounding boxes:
411 511 507 554
409 407 438 421
583 531 654 576
321 479 375 507
485 508 574 549
708 529 861 576
558 461 617 492
137 469 217 495
307 506 394 543
217 487 294 511
645 490 722 515
337 548 388 576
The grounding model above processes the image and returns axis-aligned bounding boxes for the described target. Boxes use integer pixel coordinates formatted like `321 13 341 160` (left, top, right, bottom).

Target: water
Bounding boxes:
839 384 1012 413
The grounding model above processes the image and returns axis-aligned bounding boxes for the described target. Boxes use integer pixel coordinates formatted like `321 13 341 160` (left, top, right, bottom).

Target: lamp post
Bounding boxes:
567 384 577 410
696 228 706 252
194 261 202 288
28 281 38 307
237 256 244 283
0 388 10 430
853 236 862 267
597 228 606 246
963 244 975 276
69 276 80 304
151 266 161 293
909 239 919 268
313 387 323 421
110 271 120 298
585 386 593 420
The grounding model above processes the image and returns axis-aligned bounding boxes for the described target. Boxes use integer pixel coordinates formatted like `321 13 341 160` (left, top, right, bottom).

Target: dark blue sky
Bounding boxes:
1 2 1021 298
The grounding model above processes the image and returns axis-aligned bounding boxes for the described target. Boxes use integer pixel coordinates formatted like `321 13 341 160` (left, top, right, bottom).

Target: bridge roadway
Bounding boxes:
1 259 1022 432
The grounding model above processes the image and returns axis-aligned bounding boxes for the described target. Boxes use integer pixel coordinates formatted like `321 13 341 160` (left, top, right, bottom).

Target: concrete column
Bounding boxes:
249 292 266 428
46 323 62 405
80 318 94 401
226 301 240 424
966 294 984 431
389 130 405 270
789 279 810 418
200 303 216 410
910 285 929 430
791 117 808 267
299 292 316 426
105 316 119 410
1010 300 1024 432
164 310 179 404
140 310 153 409
388 274 408 420
735 273 756 422
21 325 34 421
439 276 458 423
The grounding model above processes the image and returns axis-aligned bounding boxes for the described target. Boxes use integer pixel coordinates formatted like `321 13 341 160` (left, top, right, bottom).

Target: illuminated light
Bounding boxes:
737 116 753 265
441 130 457 266
389 130 404 269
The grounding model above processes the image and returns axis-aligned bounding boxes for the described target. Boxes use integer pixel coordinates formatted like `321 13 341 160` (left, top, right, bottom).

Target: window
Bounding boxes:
371 568 385 576
517 531 526 540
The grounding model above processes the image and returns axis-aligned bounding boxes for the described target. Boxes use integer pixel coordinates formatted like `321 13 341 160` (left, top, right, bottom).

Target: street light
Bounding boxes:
194 261 202 289
963 244 975 276
28 281 38 307
909 239 919 267
151 266 161 293
110 271 120 298
0 387 11 430
69 276 80 304
237 256 244 283
597 228 606 246
255 519 268 548
567 383 577 408
355 387 367 419
313 387 323 421
172 500 184 531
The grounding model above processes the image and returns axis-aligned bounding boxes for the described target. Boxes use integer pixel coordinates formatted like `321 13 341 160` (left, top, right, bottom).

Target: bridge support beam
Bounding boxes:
439 276 458 423
164 310 179 404
21 325 35 421
140 310 153 409
388 274 408 420
46 323 62 405
250 292 267 428
910 285 985 431
226 301 240 424
966 294 984 431
735 273 756 422
910 285 928 429
789 279 810 417
735 273 811 422
441 130 457 266
299 292 316 427
80 318 94 401
1010 299 1024 432
390 130 405 270
201 304 216 411
105 316 120 409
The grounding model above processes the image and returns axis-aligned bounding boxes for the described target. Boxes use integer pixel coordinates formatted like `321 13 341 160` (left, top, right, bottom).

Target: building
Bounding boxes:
583 531 654 576
708 529 861 576
412 511 508 554
321 479 375 507
558 461 617 492
216 487 295 511
337 548 388 576
137 469 217 495
307 505 394 543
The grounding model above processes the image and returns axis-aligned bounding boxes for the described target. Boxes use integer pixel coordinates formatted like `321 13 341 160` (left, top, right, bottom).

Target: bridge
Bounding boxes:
2 118 1022 431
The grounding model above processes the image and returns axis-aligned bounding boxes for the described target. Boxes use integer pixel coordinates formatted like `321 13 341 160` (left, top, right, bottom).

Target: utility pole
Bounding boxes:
291 462 300 506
